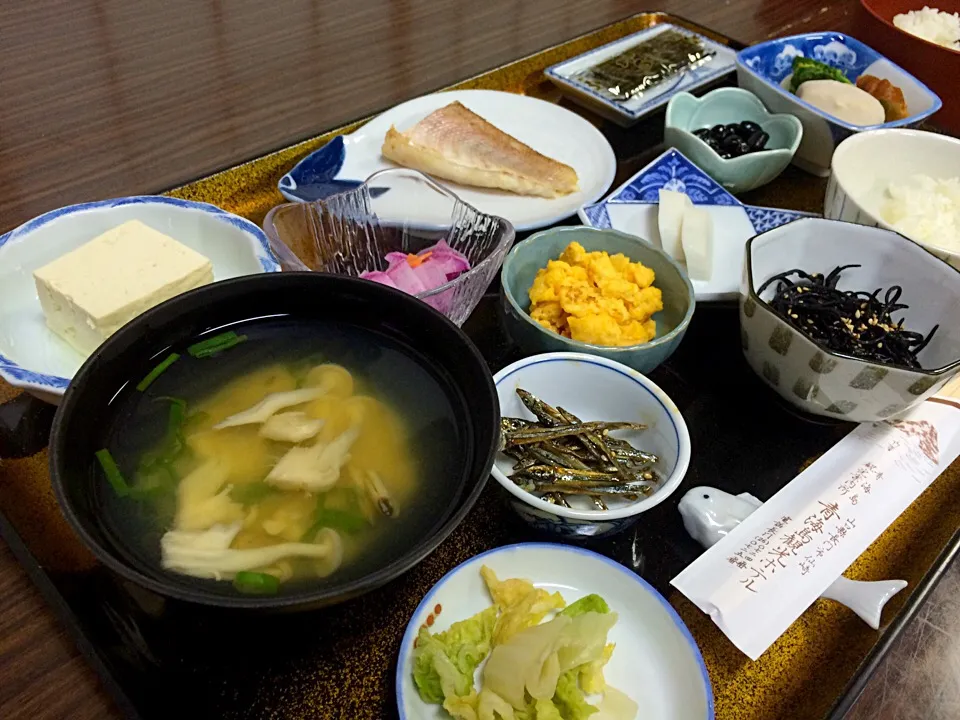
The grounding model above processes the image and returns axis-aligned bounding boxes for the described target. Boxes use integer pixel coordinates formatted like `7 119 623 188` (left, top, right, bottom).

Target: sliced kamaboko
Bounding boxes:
159 522 342 580
258 411 325 443
680 205 714 281
174 458 244 532
266 425 361 491
213 387 326 429
657 189 692 262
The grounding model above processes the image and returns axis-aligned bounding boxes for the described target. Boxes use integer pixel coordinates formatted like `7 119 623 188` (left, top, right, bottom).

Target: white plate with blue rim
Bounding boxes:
396 542 714 720
545 23 737 127
277 89 617 232
578 148 816 302
0 196 279 404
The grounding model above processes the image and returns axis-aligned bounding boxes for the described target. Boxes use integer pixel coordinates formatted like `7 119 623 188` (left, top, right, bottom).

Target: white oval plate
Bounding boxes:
396 543 714 720
280 89 617 232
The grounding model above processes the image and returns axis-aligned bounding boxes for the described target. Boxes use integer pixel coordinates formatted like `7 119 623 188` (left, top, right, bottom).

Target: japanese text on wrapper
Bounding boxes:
731 460 887 593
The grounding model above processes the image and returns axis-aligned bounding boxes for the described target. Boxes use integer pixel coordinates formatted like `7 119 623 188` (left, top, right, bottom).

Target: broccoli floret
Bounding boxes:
789 55 852 93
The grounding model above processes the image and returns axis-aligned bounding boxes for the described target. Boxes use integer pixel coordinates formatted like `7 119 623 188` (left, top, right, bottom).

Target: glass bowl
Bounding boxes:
262 168 516 326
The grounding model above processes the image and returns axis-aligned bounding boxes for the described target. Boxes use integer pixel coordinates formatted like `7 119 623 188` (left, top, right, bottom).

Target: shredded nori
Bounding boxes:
757 264 938 370
575 29 715 102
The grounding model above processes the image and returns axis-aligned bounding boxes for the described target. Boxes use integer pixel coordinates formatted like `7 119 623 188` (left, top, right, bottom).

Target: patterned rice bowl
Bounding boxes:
740 218 960 422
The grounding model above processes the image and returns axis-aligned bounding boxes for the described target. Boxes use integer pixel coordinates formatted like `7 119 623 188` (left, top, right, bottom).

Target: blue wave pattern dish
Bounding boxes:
608 149 739 205
279 136 389 203
736 32 941 176
584 148 810 226
545 23 737 127
577 148 814 302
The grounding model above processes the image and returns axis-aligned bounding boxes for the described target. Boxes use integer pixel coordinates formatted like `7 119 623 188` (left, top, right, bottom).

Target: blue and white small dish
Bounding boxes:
278 89 617 232
736 32 942 177
490 353 691 539
545 23 737 127
578 148 815 302
0 196 279 403
396 543 714 719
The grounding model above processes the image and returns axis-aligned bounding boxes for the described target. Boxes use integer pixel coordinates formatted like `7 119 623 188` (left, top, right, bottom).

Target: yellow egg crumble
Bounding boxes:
527 241 664 347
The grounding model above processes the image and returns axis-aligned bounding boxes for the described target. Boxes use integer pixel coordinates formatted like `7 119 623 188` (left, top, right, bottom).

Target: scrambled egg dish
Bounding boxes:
528 242 663 347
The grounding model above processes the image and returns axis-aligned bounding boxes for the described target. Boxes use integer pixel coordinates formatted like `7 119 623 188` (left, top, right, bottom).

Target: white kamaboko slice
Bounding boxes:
657 189 692 262
160 522 342 580
680 205 714 281
213 387 326 429
266 425 361 491
258 411 325 443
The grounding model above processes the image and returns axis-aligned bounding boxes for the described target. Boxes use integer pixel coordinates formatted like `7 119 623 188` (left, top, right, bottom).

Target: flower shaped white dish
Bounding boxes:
0 196 279 403
490 352 691 539
395 542 714 719
578 148 815 302
664 88 802 194
545 22 737 127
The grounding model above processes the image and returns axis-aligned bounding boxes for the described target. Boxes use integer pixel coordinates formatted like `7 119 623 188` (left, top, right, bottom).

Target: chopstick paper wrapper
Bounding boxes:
671 391 960 661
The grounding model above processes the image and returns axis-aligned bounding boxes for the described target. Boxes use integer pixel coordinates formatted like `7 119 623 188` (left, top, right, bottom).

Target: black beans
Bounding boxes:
693 119 770 159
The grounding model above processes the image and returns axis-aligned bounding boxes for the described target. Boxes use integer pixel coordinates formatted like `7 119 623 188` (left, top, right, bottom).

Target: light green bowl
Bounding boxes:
500 226 695 374
664 87 802 194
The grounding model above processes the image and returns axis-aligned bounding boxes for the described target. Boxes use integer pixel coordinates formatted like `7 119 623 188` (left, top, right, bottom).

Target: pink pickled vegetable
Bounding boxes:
412 260 449 290
358 270 399 289
360 240 470 297
384 258 428 294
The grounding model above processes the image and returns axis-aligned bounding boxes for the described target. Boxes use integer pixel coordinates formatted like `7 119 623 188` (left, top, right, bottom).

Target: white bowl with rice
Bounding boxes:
825 128 960 267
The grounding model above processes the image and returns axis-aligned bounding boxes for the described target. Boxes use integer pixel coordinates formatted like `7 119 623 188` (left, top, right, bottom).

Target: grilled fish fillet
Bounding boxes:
381 101 579 198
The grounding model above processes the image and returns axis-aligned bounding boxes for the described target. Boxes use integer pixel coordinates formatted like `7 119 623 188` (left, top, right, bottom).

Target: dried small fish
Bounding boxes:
501 417 536 432
503 388 662 510
556 405 631 481
514 465 618 484
530 481 655 497
517 389 565 426
504 421 646 446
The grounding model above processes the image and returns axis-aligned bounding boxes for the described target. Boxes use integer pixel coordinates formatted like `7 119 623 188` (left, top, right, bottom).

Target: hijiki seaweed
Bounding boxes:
575 29 715 102
758 264 939 369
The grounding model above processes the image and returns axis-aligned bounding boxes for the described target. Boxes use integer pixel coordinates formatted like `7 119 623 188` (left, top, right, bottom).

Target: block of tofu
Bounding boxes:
33 220 213 356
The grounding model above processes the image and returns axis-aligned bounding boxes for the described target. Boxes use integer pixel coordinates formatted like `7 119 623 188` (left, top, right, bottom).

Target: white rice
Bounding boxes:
881 175 960 253
893 6 960 50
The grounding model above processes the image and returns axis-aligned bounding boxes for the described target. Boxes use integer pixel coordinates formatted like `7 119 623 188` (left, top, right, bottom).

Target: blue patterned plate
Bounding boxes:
545 23 737 127
578 149 815 302
279 89 617 232
0 196 279 403
396 543 713 719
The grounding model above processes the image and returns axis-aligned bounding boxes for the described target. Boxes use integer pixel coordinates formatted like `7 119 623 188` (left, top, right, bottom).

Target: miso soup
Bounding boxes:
97 317 463 595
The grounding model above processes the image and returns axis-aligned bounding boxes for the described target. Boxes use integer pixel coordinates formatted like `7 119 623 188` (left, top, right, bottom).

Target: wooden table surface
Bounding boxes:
3 1 953 718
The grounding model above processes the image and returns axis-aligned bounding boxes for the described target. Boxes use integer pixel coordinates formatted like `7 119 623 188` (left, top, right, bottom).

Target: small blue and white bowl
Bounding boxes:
0 196 279 403
736 32 942 177
491 353 691 538
396 543 714 719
